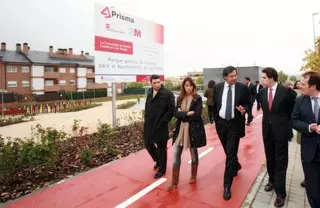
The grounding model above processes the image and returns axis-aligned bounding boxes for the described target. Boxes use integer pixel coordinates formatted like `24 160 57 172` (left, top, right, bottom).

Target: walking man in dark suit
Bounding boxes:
212 66 250 200
244 77 255 125
292 71 320 208
144 75 175 178
254 80 263 111
258 67 296 207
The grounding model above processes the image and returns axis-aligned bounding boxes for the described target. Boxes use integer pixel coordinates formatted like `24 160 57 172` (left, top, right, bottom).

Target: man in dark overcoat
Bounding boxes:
144 74 175 178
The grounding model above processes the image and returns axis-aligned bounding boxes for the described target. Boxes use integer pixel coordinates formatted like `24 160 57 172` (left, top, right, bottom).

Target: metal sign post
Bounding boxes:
112 82 117 128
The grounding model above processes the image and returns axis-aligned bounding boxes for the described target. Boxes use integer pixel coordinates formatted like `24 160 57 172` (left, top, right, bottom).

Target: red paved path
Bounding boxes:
5 110 265 208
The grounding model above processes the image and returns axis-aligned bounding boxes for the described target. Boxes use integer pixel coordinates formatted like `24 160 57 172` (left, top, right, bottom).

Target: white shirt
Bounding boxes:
219 82 235 119
267 82 278 100
256 84 260 93
153 90 158 98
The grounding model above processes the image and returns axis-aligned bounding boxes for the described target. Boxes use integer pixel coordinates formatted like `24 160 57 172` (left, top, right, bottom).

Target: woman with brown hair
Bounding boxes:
167 77 207 191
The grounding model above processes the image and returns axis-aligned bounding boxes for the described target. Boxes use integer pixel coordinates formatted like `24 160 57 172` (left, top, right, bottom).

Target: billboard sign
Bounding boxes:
94 4 164 83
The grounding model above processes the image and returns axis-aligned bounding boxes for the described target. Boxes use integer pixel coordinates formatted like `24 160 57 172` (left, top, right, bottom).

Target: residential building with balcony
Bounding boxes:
0 42 110 95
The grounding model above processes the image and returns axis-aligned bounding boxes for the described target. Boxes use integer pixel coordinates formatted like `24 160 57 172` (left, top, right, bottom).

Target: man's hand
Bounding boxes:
310 123 318 132
236 105 246 114
316 125 320 134
187 111 195 116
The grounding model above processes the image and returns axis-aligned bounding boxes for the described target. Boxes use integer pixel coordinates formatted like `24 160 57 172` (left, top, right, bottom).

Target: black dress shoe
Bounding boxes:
274 197 285 207
153 163 159 170
154 171 165 179
264 183 274 192
300 180 305 188
223 187 231 200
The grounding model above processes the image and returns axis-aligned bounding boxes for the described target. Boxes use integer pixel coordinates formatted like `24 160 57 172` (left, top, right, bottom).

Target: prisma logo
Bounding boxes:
101 7 134 23
129 28 141 38
100 7 111 18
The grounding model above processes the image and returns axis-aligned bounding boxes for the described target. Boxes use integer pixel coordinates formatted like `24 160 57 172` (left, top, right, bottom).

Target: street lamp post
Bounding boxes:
1 90 3 117
313 12 319 51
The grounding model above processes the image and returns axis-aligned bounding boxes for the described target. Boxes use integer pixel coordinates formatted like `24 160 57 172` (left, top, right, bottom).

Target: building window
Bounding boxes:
59 80 66 85
70 68 75 73
87 79 94 84
44 67 54 72
7 81 17 88
7 66 17 73
86 68 93 73
21 66 30 73
59 68 66 73
69 80 75 85
45 80 54 86
22 81 30 87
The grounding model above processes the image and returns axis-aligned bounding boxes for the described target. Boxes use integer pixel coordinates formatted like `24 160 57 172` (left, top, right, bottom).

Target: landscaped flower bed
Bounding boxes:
0 115 34 127
117 101 137 109
58 103 102 113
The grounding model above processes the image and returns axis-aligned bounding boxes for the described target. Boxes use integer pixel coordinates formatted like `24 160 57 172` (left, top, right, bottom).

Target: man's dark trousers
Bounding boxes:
145 141 168 173
303 144 320 208
216 118 241 188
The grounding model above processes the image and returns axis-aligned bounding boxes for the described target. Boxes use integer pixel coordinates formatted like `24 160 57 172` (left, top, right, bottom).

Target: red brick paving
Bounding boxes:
5 110 264 208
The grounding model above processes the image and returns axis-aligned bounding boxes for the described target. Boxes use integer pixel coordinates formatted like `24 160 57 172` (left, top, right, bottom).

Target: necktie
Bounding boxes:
268 88 273 111
153 91 157 98
225 85 232 121
312 97 319 122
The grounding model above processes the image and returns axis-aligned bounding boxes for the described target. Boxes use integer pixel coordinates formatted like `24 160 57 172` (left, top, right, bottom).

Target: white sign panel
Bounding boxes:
94 4 164 83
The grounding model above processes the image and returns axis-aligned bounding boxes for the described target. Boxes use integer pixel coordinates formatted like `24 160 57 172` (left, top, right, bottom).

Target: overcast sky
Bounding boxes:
1 0 319 77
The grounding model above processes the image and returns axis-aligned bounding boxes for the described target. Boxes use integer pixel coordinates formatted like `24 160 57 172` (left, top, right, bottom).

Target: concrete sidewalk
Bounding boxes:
241 138 311 208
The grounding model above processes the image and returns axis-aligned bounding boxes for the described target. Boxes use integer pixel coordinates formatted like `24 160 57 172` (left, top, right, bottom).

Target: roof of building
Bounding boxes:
26 51 94 66
0 49 95 67
0 50 31 64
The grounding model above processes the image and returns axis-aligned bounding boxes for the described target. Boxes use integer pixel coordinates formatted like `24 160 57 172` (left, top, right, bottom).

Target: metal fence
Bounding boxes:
1 100 93 116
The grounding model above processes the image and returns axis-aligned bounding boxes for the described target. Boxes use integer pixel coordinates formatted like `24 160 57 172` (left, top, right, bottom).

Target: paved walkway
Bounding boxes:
242 137 311 208
4 109 265 208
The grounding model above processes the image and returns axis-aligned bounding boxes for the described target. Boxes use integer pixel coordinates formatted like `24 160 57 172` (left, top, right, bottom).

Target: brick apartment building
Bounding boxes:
0 42 125 95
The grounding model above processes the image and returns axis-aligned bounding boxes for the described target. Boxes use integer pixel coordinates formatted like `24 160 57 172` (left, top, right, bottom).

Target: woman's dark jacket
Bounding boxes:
172 94 207 148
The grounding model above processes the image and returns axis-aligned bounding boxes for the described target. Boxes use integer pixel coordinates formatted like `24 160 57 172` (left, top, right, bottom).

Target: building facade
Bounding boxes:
0 42 120 95
179 71 203 84
203 66 264 87
165 76 181 86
